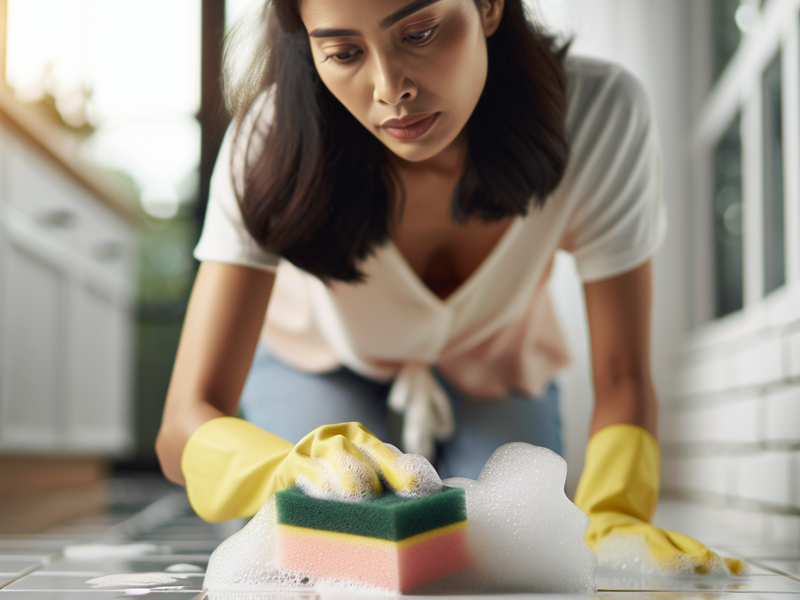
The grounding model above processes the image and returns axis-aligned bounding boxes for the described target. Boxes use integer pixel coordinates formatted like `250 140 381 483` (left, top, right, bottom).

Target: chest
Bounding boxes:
392 214 513 300
388 160 516 299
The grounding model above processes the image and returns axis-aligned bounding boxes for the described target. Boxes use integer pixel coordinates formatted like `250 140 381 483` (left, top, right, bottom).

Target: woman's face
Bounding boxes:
299 0 503 164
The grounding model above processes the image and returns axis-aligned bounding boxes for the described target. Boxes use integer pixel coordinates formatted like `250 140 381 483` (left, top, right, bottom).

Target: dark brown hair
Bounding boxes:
225 0 570 283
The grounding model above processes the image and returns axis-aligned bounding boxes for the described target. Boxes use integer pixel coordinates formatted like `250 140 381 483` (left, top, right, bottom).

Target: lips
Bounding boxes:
381 112 438 128
380 112 440 141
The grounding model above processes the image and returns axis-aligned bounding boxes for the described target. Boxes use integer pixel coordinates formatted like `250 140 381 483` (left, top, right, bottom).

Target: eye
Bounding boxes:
405 26 437 45
323 47 362 64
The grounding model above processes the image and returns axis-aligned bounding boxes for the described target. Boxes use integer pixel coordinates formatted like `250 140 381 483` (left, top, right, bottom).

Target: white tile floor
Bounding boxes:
1 477 798 600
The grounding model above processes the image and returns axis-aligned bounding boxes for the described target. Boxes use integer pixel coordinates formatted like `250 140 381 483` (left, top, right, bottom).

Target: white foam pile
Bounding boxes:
204 442 595 594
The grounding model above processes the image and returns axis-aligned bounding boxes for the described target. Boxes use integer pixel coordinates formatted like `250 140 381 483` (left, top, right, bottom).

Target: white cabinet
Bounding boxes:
65 279 132 452
0 125 137 456
1 244 63 449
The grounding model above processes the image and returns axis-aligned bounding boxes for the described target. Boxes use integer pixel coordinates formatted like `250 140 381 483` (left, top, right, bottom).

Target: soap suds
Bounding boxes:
204 442 595 594
437 443 596 593
595 533 748 578
391 453 444 498
165 563 205 573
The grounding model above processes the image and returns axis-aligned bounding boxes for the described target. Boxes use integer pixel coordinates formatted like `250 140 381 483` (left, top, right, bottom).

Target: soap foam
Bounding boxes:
390 453 444 498
296 446 444 503
436 443 596 594
595 533 747 578
204 442 594 594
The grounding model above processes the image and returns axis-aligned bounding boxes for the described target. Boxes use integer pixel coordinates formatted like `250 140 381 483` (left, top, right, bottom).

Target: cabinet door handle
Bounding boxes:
39 209 78 229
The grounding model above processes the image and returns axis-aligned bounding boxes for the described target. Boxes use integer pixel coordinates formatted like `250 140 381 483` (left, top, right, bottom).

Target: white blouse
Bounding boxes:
194 56 667 458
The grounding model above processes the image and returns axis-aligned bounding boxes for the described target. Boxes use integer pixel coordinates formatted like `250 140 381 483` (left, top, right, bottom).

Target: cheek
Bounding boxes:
425 20 487 107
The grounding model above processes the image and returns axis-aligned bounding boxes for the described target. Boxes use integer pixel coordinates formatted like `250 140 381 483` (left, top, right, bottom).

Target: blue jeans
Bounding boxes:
240 344 562 480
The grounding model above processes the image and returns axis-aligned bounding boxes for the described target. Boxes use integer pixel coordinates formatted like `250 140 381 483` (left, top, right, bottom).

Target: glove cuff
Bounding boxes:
182 417 293 522
574 424 660 523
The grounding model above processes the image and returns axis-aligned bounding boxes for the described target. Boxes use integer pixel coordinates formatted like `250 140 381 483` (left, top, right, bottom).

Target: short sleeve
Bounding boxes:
193 119 280 272
562 62 667 282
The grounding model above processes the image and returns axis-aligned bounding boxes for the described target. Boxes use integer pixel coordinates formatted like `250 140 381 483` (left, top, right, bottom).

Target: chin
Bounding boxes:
389 146 439 163
384 136 457 164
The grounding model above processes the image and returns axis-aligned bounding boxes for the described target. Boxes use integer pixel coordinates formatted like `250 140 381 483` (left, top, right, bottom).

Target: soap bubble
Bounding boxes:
594 533 747 580
435 443 596 594
204 443 595 594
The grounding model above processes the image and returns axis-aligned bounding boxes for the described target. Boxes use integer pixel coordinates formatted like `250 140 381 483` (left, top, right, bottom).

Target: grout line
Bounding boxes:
662 440 800 456
665 375 800 411
749 559 800 583
660 487 800 516
0 562 44 590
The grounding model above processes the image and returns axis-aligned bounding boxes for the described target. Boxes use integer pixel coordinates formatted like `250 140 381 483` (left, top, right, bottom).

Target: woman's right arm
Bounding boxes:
155 261 275 486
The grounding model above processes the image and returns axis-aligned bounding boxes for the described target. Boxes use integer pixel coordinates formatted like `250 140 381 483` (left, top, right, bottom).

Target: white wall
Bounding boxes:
537 0 800 537
535 0 693 496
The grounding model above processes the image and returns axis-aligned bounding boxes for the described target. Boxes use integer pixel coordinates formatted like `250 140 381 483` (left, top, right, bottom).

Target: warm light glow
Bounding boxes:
226 0 262 29
6 0 203 219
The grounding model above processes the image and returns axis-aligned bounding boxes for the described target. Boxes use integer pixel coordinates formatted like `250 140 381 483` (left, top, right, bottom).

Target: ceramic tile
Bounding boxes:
597 594 800 600
0 540 75 552
753 561 800 578
3 571 204 592
206 593 592 600
40 555 209 573
115 539 221 553
205 593 317 600
0 593 123 599
0 594 204 599
0 559 45 575
711 546 800 561
0 554 55 563
0 548 60 559
57 542 195 561
594 571 800 594
0 574 20 588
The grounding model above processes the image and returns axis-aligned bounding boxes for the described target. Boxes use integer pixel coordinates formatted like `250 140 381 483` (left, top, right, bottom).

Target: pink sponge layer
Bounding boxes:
277 522 469 592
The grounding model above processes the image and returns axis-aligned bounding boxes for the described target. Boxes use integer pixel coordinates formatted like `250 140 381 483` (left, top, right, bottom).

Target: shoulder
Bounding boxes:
559 56 658 179
563 55 653 142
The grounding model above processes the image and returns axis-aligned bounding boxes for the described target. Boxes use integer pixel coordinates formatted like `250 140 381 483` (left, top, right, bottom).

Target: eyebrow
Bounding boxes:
308 0 443 38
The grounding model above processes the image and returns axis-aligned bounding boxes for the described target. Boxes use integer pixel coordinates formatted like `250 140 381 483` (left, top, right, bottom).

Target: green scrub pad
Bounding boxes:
274 486 466 541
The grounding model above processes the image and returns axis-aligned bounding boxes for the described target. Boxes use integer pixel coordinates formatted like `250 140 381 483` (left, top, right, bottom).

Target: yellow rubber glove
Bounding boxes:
574 424 746 576
181 418 438 522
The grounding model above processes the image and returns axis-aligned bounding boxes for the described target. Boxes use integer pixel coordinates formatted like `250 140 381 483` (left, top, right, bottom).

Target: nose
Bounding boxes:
372 52 417 106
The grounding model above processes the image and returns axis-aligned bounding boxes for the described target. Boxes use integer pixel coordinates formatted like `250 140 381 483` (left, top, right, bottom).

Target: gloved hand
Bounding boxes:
181 418 441 522
574 424 746 576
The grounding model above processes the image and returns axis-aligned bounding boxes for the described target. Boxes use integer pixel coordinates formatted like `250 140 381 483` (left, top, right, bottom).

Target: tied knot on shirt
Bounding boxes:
387 363 455 461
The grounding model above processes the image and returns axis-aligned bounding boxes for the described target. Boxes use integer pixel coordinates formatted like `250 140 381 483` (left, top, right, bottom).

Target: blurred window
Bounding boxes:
713 116 744 318
712 0 741 79
763 56 785 295
5 0 202 220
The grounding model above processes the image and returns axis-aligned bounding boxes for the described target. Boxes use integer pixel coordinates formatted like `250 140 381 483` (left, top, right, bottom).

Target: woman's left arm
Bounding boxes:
577 259 745 575
583 259 658 437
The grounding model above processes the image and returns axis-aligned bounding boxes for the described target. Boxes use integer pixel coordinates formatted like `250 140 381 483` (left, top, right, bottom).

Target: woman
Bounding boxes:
156 0 743 574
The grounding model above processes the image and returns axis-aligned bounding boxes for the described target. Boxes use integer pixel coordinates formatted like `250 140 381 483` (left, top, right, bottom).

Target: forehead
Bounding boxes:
298 0 446 28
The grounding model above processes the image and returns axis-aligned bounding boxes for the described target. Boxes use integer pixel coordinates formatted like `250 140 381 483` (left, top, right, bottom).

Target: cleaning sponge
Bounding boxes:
275 486 469 592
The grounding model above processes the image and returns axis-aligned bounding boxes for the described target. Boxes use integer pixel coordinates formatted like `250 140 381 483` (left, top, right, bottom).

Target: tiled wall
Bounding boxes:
661 287 800 543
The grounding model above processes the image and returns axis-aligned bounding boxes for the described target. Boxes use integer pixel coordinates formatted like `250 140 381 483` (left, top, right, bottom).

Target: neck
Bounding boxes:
387 129 468 179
